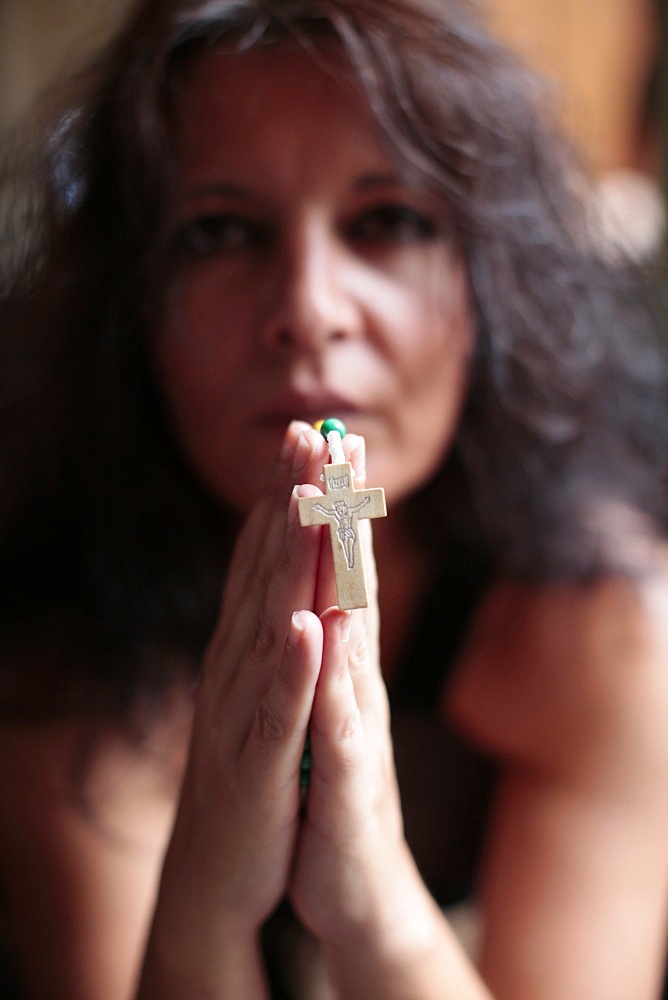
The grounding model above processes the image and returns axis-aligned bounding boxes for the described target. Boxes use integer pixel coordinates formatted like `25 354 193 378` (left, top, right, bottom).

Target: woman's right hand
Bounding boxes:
137 422 335 996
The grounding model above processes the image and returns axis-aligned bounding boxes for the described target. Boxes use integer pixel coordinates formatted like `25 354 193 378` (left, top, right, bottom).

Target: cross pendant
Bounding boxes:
298 461 386 609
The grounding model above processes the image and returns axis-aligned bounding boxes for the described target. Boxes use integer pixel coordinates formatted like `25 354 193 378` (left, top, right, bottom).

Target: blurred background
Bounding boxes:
1 0 665 257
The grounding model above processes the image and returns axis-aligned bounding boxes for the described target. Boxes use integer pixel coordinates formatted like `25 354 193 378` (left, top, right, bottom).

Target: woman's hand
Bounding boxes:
287 443 490 1000
140 421 489 1000
139 422 335 995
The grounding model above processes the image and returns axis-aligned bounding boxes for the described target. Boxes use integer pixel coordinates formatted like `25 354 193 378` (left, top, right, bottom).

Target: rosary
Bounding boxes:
298 418 386 610
298 418 387 792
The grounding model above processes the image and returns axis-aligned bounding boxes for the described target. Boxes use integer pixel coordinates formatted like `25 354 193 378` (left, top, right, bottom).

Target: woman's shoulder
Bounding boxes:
0 686 192 831
0 697 192 998
446 547 668 783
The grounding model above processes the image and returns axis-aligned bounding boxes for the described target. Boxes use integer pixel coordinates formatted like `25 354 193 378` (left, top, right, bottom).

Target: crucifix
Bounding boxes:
298 419 386 610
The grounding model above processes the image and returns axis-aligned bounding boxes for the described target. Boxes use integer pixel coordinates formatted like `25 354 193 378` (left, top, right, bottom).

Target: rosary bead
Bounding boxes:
318 417 347 440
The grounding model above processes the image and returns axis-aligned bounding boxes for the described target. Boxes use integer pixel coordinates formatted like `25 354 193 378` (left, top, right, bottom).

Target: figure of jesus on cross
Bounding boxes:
298 450 386 610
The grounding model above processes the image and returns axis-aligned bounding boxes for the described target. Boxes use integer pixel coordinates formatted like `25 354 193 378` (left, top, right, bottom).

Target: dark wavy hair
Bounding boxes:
1 0 667 718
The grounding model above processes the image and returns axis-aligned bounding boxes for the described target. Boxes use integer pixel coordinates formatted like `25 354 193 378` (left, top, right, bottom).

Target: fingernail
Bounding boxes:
288 610 305 647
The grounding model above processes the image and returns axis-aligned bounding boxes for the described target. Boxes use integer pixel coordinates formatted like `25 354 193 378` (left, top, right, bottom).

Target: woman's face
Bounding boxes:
154 43 473 513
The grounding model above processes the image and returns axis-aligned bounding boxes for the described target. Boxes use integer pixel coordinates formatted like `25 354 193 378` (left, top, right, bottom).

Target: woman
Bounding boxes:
1 1 668 997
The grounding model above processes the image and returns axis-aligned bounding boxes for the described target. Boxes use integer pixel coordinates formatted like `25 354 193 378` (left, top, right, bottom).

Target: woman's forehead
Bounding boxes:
172 39 359 120
170 44 395 186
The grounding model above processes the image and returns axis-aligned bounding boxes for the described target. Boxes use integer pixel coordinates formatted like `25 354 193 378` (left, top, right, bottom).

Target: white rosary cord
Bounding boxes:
326 429 346 465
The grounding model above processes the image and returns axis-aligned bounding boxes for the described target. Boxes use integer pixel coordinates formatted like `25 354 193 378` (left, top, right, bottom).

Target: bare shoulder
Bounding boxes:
0 685 191 833
0 691 191 1000
447 548 668 782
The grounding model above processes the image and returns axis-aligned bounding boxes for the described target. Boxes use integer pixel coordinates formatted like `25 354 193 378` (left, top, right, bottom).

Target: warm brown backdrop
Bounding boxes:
487 0 658 173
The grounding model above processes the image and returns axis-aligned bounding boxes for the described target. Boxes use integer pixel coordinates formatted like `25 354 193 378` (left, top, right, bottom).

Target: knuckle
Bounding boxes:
252 609 279 658
332 711 364 759
255 697 287 749
346 641 368 674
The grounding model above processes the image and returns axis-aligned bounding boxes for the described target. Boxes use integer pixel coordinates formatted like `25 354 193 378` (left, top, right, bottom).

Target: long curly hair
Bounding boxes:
1 0 666 718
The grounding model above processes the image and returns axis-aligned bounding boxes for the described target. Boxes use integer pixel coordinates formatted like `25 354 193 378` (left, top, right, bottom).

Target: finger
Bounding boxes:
199 426 331 724
221 421 314 612
202 485 324 718
308 609 397 846
233 424 328 624
346 604 389 731
238 610 323 797
209 425 328 674
308 607 364 796
347 434 383 666
347 433 366 489
351 519 381 661
224 425 329 607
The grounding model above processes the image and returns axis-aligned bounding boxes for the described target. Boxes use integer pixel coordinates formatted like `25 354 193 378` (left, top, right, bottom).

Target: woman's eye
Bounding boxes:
348 205 437 245
175 214 266 258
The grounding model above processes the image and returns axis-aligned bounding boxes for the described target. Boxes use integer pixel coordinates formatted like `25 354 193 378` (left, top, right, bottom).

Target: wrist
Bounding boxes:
324 866 435 963
319 849 490 1000
137 912 268 1000
137 866 269 1000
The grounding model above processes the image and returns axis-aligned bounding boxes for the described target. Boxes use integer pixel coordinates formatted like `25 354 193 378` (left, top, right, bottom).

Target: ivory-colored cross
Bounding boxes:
298 460 386 609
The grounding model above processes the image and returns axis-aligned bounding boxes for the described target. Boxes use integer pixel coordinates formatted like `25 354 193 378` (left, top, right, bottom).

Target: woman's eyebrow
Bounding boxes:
354 172 404 192
182 174 409 205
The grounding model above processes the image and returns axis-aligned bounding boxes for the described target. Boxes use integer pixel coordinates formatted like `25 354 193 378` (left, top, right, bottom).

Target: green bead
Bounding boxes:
319 417 347 440
300 736 311 790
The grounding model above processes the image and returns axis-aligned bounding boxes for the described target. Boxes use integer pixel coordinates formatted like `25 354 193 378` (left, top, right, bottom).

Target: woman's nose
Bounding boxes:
258 222 362 351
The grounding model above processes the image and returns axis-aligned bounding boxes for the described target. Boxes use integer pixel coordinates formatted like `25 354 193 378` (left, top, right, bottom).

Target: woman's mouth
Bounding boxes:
254 396 362 432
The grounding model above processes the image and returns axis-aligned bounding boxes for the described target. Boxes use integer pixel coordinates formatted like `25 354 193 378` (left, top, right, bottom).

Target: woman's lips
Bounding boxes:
254 399 362 430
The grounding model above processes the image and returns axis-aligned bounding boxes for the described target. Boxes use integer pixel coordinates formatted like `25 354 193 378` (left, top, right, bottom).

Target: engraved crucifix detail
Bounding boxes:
298 462 386 609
